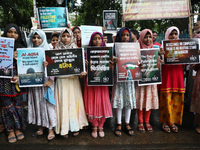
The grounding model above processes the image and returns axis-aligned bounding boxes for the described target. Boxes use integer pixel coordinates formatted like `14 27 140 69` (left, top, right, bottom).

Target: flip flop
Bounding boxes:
145 123 153 132
72 132 79 137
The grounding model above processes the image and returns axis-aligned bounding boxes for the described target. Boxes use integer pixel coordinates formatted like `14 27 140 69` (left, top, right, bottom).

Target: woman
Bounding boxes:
27 29 56 141
0 23 27 143
84 32 113 138
112 27 135 136
135 29 159 133
159 26 185 133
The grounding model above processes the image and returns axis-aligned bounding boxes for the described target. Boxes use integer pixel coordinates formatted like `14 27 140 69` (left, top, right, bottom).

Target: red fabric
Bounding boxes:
160 65 185 93
89 117 106 128
153 42 161 47
137 109 151 123
84 80 112 119
123 29 129 34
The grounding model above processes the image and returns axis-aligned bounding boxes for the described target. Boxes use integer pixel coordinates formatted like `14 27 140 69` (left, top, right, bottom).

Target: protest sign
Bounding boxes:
138 48 161 86
81 25 103 47
103 10 118 31
0 37 14 78
115 43 141 82
45 48 85 76
17 48 44 87
163 39 200 64
38 7 68 29
87 46 113 86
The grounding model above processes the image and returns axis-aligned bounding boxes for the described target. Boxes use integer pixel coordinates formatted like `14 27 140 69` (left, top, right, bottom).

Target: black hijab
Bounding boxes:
3 23 26 51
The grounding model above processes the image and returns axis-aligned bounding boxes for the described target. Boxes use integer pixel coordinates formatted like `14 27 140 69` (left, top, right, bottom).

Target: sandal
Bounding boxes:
98 128 105 138
162 123 171 133
125 124 134 136
171 124 178 133
145 123 153 132
196 125 200 134
62 134 68 139
114 124 122 137
8 130 17 143
15 130 24 140
73 131 79 137
91 127 98 138
138 123 145 133
47 129 55 141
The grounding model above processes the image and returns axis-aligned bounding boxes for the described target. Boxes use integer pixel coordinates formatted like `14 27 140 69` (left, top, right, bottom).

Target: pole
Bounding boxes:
65 0 69 25
33 0 37 18
188 0 193 38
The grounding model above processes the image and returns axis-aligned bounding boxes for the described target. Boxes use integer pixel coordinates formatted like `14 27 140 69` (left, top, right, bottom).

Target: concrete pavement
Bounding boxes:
0 109 200 150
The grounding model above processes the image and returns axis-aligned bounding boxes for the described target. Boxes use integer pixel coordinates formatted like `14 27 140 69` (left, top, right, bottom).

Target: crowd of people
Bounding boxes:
0 20 200 144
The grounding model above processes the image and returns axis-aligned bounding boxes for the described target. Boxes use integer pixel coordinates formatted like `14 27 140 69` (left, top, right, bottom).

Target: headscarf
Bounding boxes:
88 32 106 46
165 26 180 40
138 29 153 49
3 23 26 51
27 29 50 50
55 28 77 49
115 27 133 42
71 26 81 47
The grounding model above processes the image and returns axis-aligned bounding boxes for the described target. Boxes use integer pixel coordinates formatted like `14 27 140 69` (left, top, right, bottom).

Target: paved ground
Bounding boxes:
0 109 200 150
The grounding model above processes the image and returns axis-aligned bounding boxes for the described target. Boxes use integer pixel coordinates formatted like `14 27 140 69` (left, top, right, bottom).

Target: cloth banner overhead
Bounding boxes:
123 0 190 21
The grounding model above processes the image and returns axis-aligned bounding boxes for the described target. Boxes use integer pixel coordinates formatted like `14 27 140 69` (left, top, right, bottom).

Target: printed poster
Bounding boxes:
0 37 14 78
115 43 141 82
163 39 200 65
17 48 45 87
103 10 118 31
122 0 189 21
138 48 161 86
87 46 113 86
45 48 85 76
38 7 68 29
81 25 103 47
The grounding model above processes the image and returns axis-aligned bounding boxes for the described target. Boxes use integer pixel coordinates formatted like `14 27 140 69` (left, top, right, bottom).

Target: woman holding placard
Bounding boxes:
0 23 26 143
159 26 185 133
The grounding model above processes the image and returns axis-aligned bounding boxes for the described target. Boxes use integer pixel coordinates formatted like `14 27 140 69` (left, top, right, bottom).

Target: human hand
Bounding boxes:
43 61 48 68
43 79 53 87
13 51 18 60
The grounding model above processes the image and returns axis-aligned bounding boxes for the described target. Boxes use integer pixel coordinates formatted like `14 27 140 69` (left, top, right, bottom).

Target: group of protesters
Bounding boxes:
0 20 200 144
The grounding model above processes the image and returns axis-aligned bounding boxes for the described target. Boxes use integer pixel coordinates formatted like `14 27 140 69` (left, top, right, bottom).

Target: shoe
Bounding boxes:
8 130 17 143
114 124 122 137
91 127 98 138
162 123 171 133
138 123 145 133
98 128 105 138
73 132 79 137
145 123 153 132
125 124 134 136
170 124 178 133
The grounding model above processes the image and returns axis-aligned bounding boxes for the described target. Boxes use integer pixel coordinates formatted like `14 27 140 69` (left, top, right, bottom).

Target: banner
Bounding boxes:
138 48 161 86
81 25 103 47
0 37 14 78
103 10 118 31
38 7 68 29
115 43 141 82
87 46 113 86
45 48 85 76
163 39 200 65
31 17 39 28
17 48 45 87
122 0 189 21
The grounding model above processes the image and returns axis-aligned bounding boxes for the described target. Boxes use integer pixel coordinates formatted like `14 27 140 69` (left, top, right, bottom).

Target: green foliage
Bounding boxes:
0 0 33 29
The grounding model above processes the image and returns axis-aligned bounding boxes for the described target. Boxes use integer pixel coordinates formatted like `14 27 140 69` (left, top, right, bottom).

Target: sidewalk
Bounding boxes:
0 109 200 150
